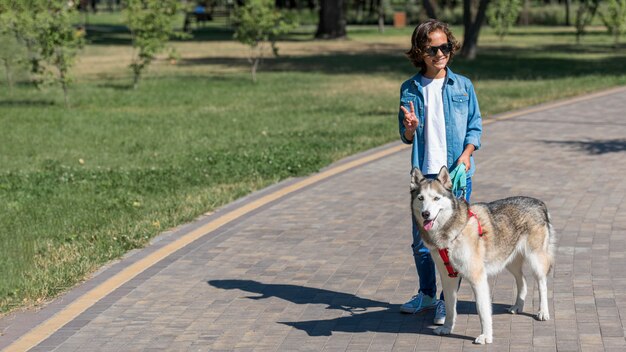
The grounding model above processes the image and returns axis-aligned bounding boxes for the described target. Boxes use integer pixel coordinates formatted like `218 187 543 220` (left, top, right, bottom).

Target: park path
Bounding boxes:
2 87 626 352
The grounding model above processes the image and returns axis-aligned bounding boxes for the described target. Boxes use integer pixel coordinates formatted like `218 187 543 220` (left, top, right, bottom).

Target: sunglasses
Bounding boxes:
424 43 453 57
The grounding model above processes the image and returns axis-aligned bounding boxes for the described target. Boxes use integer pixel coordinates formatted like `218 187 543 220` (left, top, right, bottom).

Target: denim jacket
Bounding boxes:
398 67 482 177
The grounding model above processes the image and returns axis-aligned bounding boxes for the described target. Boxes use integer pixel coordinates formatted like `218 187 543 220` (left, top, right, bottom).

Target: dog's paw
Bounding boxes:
507 304 523 314
536 310 550 321
473 334 493 344
433 326 452 336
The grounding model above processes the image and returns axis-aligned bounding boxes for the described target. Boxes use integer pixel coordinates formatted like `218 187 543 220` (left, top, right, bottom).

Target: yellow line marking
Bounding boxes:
6 84 626 351
3 144 408 352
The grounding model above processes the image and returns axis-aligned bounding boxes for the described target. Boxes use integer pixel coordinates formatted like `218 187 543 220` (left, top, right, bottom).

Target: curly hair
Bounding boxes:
405 19 461 72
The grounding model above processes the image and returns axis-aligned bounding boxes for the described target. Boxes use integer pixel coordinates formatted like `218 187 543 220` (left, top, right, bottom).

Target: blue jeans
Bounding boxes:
411 176 472 299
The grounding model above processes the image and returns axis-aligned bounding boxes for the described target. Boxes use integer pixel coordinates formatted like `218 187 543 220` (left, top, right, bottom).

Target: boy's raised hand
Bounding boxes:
400 101 418 132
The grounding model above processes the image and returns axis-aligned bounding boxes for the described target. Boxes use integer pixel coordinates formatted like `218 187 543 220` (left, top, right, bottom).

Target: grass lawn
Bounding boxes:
1 17 625 314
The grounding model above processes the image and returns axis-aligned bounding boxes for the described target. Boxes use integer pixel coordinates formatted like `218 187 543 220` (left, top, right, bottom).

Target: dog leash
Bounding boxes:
451 164 484 236
449 164 467 198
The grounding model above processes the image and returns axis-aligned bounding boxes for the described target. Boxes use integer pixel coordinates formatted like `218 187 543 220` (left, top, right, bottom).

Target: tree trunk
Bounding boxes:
565 0 571 26
3 60 13 93
316 0 347 39
368 0 375 16
132 66 141 89
356 0 364 23
461 0 490 60
378 0 384 33
251 57 259 83
422 0 438 19
250 44 264 83
520 0 529 25
60 69 70 108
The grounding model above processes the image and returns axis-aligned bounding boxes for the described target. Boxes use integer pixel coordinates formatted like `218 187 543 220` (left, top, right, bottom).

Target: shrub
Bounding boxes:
34 2 85 107
599 0 626 46
488 0 523 40
124 0 185 89
232 0 297 83
520 4 566 26
0 0 83 106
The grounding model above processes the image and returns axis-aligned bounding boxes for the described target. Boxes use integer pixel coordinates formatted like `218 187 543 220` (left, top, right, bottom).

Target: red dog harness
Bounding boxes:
438 208 484 278
437 248 458 278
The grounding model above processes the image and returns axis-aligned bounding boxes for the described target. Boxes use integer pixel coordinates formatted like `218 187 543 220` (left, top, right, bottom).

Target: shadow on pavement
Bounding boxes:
208 279 517 339
209 279 388 313
542 138 626 155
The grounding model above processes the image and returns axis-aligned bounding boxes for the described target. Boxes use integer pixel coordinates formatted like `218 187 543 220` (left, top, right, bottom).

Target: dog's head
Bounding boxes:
410 166 456 234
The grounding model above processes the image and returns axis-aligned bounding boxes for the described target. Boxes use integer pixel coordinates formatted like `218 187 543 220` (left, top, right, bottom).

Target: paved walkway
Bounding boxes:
2 87 626 352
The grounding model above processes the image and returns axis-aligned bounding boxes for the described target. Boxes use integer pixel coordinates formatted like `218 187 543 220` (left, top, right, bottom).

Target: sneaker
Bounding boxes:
400 292 437 314
434 300 446 325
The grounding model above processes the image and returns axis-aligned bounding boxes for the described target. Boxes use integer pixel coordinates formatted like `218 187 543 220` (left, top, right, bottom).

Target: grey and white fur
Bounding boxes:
410 166 556 344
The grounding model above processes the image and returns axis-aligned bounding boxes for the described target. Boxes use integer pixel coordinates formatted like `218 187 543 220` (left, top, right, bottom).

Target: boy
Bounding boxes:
398 19 482 325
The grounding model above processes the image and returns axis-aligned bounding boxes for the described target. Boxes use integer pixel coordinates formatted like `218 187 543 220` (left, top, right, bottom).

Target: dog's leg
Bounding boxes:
432 261 459 336
529 253 551 321
536 274 550 321
471 275 493 344
506 255 526 314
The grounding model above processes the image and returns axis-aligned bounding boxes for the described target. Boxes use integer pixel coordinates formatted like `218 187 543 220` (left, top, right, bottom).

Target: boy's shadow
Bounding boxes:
208 279 519 338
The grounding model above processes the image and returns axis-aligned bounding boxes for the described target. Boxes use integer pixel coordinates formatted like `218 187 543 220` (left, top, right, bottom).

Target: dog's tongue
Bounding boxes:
423 220 434 231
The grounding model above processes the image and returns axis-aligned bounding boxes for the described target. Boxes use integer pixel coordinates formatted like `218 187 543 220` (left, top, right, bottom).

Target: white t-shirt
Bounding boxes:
421 76 447 175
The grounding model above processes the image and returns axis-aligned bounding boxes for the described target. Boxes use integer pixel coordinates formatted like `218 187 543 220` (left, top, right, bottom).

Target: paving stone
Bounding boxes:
2 89 626 351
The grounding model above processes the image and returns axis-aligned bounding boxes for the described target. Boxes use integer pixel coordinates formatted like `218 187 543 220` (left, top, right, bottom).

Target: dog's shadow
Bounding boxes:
208 279 524 338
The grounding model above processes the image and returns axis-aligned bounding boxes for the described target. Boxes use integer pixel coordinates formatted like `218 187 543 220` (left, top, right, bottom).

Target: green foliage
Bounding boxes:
487 0 523 40
232 0 298 82
521 5 567 26
439 6 465 26
124 0 185 89
599 0 626 46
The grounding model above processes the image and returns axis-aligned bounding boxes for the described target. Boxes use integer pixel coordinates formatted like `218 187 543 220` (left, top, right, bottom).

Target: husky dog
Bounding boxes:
410 166 555 344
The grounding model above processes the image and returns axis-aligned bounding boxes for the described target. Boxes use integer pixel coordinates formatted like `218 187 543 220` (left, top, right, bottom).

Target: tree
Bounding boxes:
565 0 572 26
378 0 385 33
461 0 491 59
233 0 297 82
599 0 626 46
124 0 184 89
575 0 600 43
1 0 84 106
316 0 347 39
1 0 45 86
487 0 522 41
0 3 24 92
34 2 85 107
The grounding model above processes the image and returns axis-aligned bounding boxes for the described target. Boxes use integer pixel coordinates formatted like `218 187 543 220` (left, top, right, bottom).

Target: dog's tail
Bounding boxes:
545 209 557 274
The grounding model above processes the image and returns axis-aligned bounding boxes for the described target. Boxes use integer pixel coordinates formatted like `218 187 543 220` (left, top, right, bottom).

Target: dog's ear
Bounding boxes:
410 167 425 191
436 165 452 190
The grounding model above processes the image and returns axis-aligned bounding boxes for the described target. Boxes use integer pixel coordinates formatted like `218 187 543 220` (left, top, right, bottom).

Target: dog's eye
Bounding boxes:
417 195 424 201
434 196 440 201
